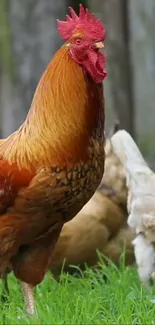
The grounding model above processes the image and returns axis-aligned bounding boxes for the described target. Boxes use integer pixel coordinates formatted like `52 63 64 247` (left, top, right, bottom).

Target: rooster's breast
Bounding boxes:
12 137 105 241
49 137 105 222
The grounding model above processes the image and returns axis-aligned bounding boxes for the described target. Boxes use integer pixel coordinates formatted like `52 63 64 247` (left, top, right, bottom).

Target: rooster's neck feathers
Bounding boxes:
0 45 104 171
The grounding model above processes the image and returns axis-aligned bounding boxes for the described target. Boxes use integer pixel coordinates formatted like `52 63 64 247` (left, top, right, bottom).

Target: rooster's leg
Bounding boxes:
20 281 35 315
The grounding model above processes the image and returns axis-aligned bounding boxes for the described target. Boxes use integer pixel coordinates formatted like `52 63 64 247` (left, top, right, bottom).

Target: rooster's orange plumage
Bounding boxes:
0 4 107 314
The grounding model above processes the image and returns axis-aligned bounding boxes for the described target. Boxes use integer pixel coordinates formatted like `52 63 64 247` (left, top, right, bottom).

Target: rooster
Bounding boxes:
0 4 107 314
48 124 135 276
14 125 135 313
111 130 155 288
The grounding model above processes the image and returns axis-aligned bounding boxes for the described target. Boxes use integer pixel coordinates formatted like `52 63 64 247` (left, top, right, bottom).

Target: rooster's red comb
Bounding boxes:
57 4 105 41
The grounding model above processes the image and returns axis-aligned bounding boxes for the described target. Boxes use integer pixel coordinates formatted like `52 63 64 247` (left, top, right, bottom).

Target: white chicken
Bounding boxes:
111 130 155 287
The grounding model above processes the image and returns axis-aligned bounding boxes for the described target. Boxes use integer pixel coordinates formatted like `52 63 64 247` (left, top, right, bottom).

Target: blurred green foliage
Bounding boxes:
0 0 13 80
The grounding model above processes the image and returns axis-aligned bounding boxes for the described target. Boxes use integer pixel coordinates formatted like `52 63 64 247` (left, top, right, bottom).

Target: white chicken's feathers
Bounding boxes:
111 130 155 228
110 130 149 171
111 131 155 214
111 129 155 287
132 234 155 286
111 130 154 187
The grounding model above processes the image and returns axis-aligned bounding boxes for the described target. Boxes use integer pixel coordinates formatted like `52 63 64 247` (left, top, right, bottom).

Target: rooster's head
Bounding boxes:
57 4 107 83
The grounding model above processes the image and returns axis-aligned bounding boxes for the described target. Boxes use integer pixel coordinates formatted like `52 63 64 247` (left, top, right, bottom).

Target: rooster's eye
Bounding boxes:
75 38 82 45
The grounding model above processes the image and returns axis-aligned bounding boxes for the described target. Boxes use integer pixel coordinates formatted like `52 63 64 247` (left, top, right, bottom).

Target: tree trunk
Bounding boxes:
128 0 155 157
0 0 67 137
90 0 135 137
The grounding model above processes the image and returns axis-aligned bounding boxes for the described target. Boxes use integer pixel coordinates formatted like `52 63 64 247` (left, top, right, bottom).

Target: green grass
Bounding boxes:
1 261 155 325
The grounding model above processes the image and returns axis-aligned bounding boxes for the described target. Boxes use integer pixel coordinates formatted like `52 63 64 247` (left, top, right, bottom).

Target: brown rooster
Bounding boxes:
12 124 135 313
7 124 135 314
49 127 135 276
0 5 107 314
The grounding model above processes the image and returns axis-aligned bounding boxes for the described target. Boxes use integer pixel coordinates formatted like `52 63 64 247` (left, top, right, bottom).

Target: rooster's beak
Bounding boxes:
95 42 104 49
